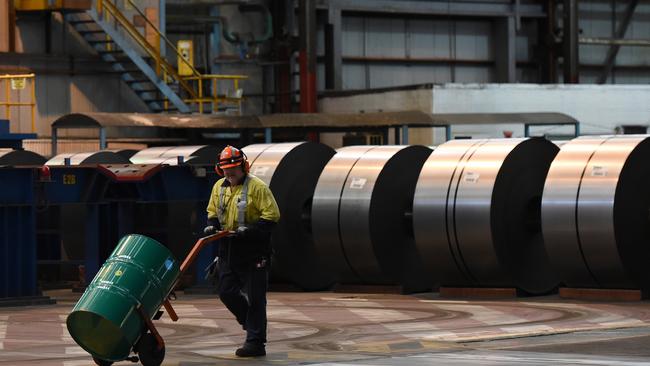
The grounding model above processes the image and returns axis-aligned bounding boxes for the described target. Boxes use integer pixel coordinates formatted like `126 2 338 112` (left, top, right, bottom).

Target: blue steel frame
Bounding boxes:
0 168 38 298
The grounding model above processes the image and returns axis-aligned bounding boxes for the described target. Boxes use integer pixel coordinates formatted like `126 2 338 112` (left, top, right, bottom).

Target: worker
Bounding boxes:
204 145 280 357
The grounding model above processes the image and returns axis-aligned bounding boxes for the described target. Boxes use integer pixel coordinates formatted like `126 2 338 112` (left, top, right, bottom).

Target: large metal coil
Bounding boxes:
130 145 219 165
0 149 46 166
46 151 130 165
242 142 336 290
542 135 650 291
109 149 139 161
312 145 433 292
413 138 559 294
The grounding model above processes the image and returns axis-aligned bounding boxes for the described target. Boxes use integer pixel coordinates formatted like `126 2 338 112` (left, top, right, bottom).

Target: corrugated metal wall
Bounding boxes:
579 1 650 84
3 0 650 131
332 17 494 89
315 0 650 91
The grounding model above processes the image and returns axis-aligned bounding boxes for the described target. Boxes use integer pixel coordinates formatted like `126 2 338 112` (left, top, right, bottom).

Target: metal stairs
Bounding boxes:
66 6 191 113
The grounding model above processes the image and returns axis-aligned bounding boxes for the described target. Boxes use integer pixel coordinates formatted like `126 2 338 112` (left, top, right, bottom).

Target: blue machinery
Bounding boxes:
0 163 219 303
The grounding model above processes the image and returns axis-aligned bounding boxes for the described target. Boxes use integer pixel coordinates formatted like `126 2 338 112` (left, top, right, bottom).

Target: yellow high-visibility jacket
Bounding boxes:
207 174 280 231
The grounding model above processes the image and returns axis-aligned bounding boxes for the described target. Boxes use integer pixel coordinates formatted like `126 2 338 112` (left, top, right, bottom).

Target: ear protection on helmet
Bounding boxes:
216 159 250 176
215 147 249 176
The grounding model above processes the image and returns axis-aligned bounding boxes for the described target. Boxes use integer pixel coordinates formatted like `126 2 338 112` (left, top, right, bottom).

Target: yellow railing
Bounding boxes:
96 0 198 99
181 74 248 114
94 0 248 114
0 74 36 133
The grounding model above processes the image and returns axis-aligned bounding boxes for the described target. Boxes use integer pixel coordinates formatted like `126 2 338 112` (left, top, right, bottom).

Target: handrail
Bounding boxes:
92 0 247 114
181 74 246 114
0 73 36 133
97 0 198 99
182 74 248 81
123 0 201 78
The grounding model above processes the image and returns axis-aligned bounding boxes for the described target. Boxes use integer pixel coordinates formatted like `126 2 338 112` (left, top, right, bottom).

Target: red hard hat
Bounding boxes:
216 145 249 175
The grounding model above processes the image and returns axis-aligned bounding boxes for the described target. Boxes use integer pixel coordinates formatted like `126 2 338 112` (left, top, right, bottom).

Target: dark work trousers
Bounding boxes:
218 258 269 345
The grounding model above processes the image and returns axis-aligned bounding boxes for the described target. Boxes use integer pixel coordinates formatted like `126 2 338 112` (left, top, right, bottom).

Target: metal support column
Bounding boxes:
159 0 166 57
597 0 639 84
209 5 220 74
299 0 317 113
401 125 409 145
563 0 579 83
325 7 342 90
273 0 293 113
51 127 58 156
265 128 272 143
99 128 107 150
8 0 15 52
493 16 516 82
540 0 558 83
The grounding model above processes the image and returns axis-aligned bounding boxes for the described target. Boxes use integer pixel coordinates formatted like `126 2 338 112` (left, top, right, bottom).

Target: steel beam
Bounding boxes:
563 0 579 83
325 6 342 90
8 0 15 52
493 16 516 82
597 0 639 84
324 0 546 18
580 37 650 46
159 0 166 57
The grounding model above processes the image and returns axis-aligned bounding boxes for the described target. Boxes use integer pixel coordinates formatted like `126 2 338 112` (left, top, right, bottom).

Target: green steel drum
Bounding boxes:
66 234 180 362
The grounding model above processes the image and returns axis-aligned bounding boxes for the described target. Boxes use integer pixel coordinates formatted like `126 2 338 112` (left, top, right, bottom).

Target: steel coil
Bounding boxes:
0 149 46 166
542 135 650 291
46 151 130 165
413 138 559 294
130 146 219 165
242 142 336 290
313 145 433 292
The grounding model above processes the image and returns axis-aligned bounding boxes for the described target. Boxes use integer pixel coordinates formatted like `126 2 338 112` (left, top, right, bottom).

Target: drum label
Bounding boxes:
164 258 174 271
349 177 367 189
464 172 480 183
591 166 607 177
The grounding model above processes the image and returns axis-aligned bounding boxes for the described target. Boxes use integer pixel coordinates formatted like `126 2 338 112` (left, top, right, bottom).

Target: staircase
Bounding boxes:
62 0 248 115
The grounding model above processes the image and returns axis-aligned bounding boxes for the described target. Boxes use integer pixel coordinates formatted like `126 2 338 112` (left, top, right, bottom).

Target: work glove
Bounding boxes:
203 225 218 236
231 220 276 242
235 226 249 238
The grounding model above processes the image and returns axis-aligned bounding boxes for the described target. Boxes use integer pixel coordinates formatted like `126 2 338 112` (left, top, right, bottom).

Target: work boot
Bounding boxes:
235 342 266 357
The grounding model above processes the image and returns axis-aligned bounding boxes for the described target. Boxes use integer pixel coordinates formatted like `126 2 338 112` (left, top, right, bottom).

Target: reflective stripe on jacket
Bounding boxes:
206 174 280 230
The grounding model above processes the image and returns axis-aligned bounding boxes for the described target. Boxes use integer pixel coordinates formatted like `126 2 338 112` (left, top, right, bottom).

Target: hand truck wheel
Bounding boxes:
135 332 165 366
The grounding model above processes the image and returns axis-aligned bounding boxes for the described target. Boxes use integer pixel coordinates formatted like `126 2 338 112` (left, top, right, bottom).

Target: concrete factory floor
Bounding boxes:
2 291 650 365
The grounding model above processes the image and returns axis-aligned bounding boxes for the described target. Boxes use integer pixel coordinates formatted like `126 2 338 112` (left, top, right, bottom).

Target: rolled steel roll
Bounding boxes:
129 146 175 164
413 138 559 294
542 135 650 291
110 149 139 161
0 149 46 166
130 145 219 165
46 151 130 165
242 142 336 290
312 146 376 285
312 145 433 292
